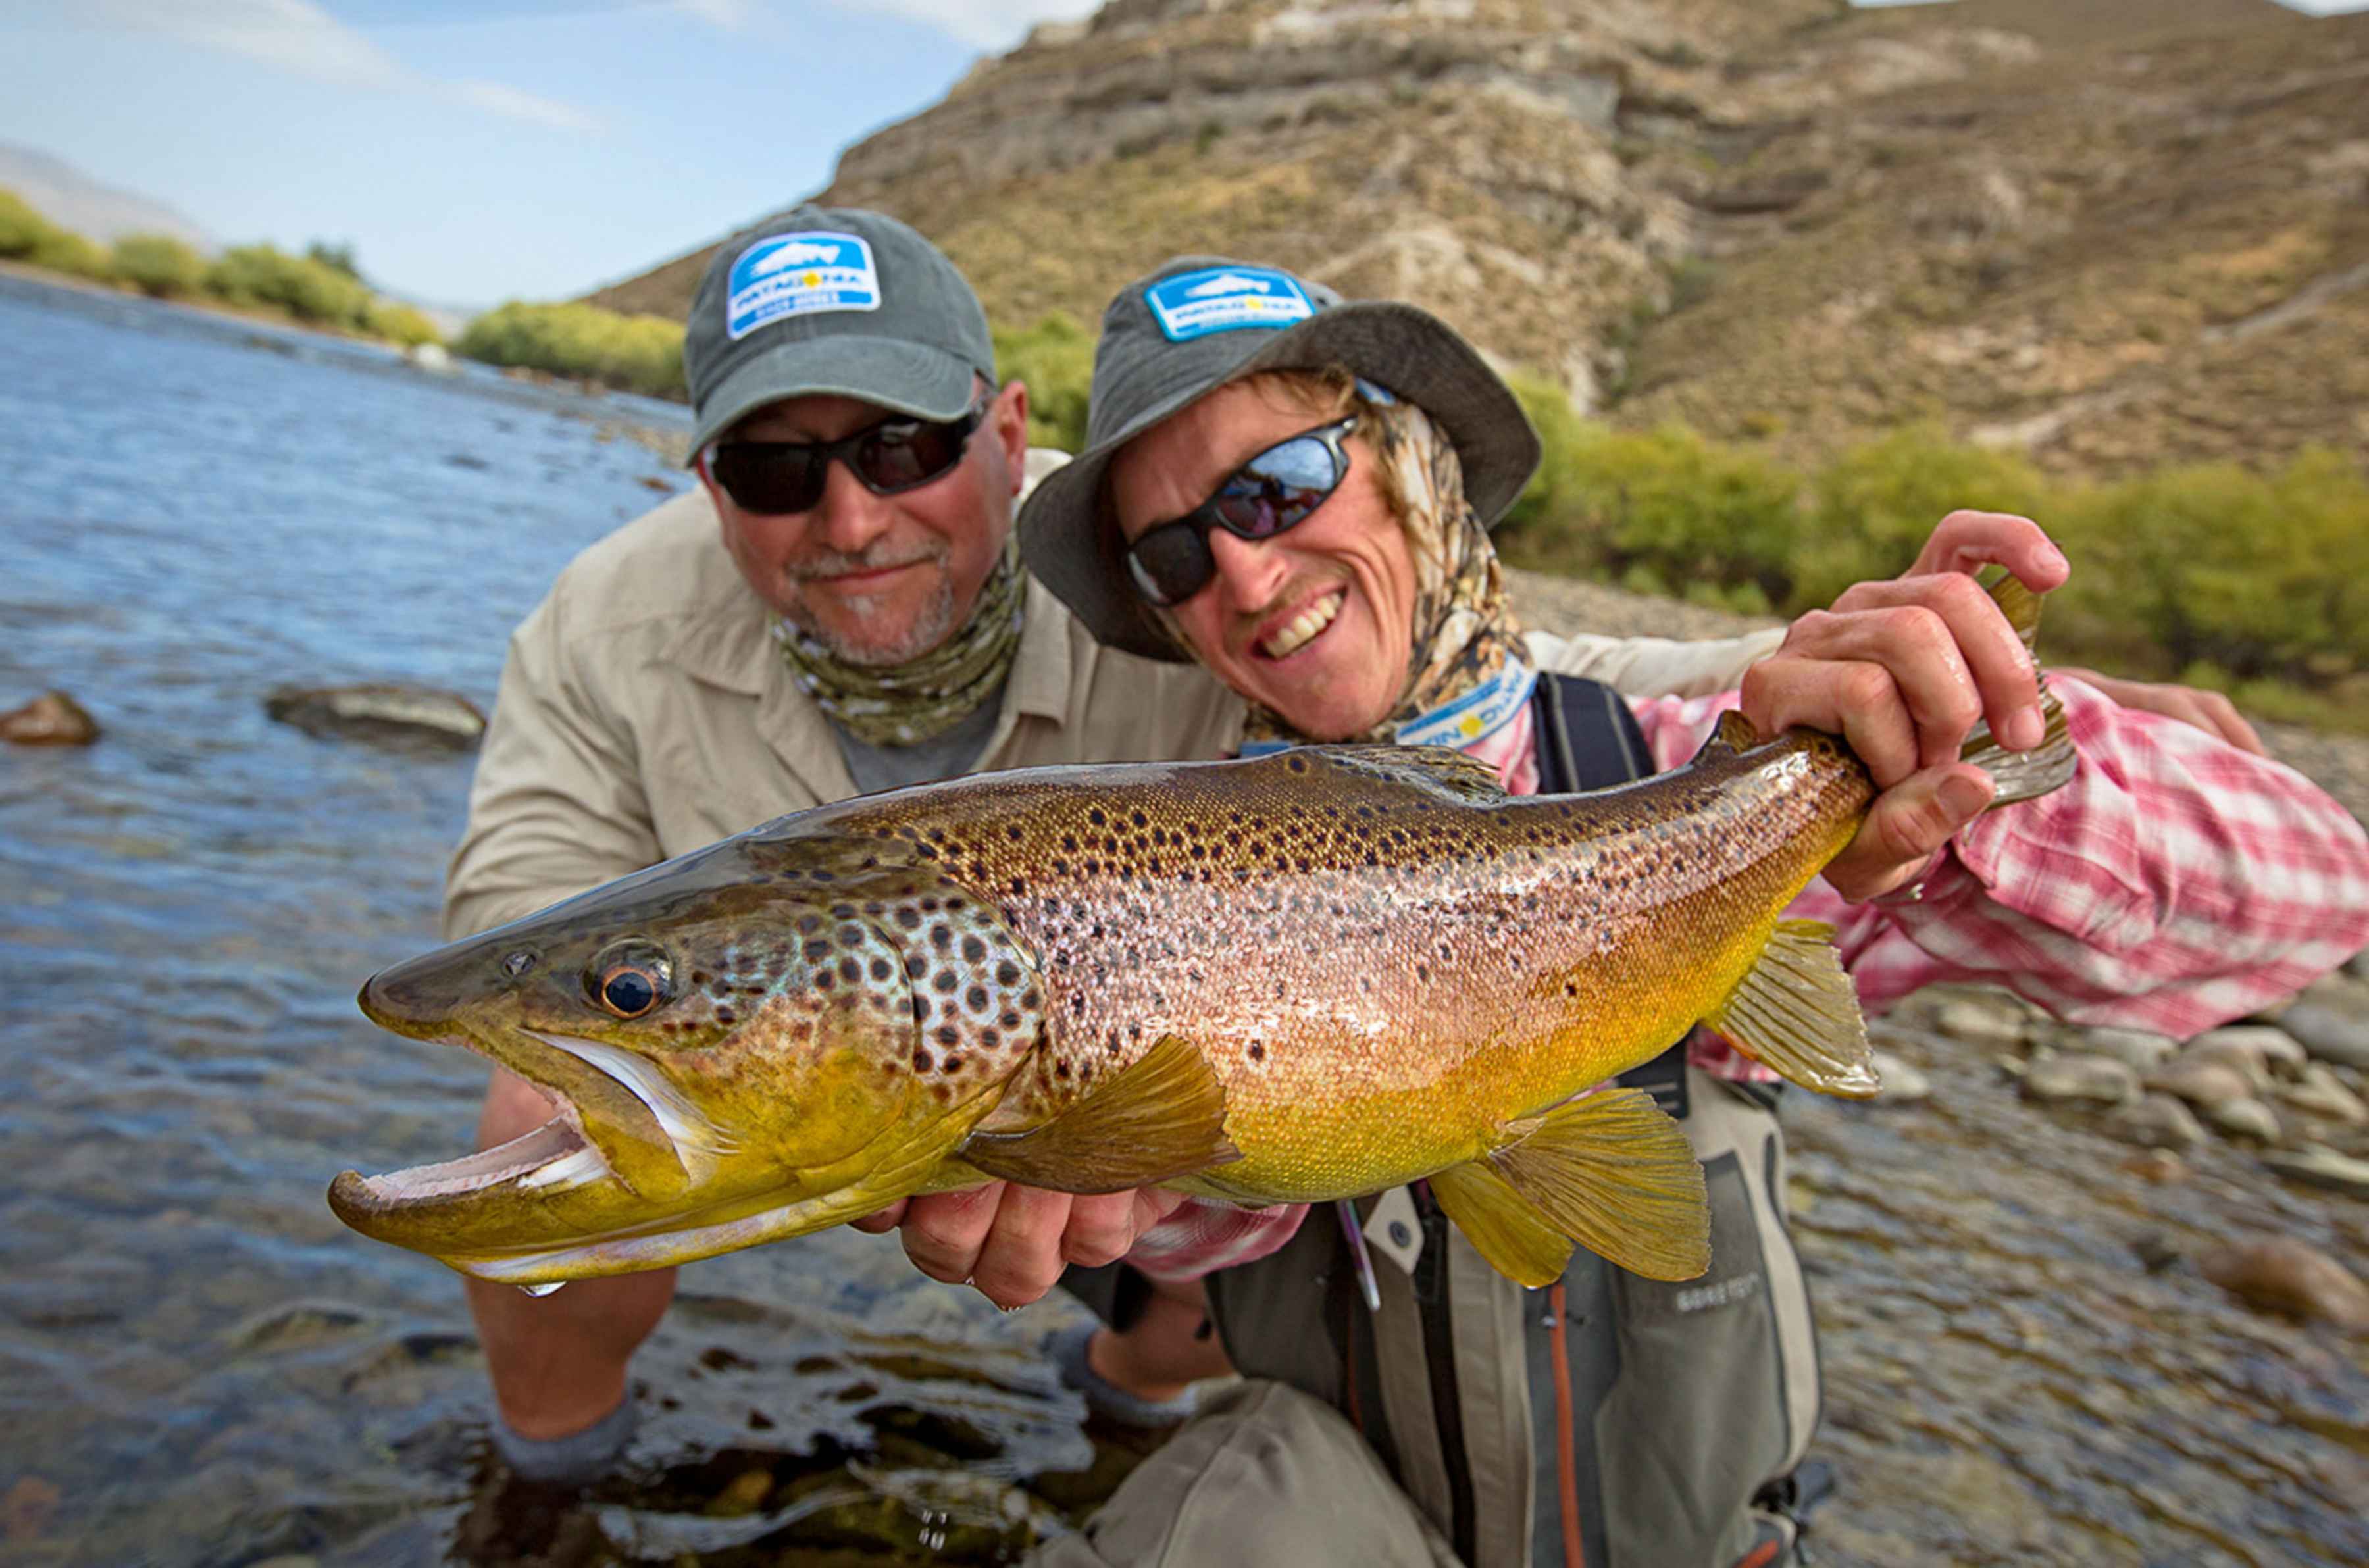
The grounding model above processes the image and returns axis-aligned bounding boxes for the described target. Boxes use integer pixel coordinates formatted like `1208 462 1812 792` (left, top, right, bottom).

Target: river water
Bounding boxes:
1 276 2363 1566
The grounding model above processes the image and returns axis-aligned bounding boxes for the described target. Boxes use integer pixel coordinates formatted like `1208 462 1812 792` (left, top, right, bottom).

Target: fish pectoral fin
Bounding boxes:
957 1034 1240 1194
1704 918 1881 1100
1429 1160 1575 1288
1485 1088 1710 1282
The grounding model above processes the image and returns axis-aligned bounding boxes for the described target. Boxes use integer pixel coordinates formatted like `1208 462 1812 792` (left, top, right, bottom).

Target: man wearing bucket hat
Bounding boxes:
858 257 2369 1567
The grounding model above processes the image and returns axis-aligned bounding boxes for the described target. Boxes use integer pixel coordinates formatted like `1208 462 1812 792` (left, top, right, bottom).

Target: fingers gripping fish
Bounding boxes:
332 581 2074 1292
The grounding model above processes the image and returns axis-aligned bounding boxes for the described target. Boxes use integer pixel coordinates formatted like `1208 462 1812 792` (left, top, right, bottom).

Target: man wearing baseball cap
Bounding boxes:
439 207 1248 1494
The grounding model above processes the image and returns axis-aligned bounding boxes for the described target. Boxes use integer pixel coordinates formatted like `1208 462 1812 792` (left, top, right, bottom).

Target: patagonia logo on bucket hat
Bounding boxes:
1144 266 1315 341
726 231 881 340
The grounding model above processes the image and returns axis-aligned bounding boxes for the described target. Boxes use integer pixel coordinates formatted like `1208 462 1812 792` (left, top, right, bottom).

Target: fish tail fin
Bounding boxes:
1444 1088 1710 1284
1964 573 2077 807
1705 918 1881 1099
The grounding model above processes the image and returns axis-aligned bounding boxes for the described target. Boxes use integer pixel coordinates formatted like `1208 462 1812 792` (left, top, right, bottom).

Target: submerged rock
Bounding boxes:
2060 1025 2177 1074
2102 1092 2206 1151
265 682 486 752
2197 1236 2369 1332
1868 1048 1931 1105
2022 1054 2139 1106
2261 1144 2369 1200
2143 1059 2257 1117
1 689 99 746
2183 1024 2307 1083
2277 1063 2369 1127
2203 1096 2282 1143
1932 994 2031 1048
2119 1149 2189 1184
2278 1002 2369 1073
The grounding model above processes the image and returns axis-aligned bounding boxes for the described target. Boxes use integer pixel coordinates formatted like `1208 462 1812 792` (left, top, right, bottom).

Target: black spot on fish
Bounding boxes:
995 960 1022 986
716 1005 739 1023
935 1026 959 1047
966 985 988 1011
933 971 957 994
929 924 952 950
1088 808 1107 827
1248 1042 1265 1061
803 940 831 962
869 957 891 982
838 924 864 946
905 954 929 979
913 1049 934 1072
838 957 861 984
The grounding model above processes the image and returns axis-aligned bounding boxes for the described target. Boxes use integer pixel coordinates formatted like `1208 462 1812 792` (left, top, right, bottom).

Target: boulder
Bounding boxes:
1 689 99 746
265 683 486 752
2261 1144 2369 1200
2197 1236 2369 1332
2203 1096 2281 1143
2143 1059 2256 1116
1868 1048 1931 1105
2276 1063 2369 1127
2068 1026 2178 1074
2278 1002 2369 1073
1932 994 2031 1048
2102 1092 2206 1152
2182 1025 2307 1082
2021 1054 2139 1106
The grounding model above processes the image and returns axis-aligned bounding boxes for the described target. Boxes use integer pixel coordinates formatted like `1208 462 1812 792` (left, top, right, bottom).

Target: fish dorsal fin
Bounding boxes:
957 1034 1240 1194
1704 918 1881 1098
1292 744 1506 804
1483 1088 1710 1282
1429 1160 1575 1288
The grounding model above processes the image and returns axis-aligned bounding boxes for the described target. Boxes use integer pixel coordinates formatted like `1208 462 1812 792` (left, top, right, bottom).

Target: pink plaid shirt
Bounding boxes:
1125 676 2369 1282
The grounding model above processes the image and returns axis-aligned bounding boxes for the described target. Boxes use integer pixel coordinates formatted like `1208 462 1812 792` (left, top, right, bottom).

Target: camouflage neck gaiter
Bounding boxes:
773 536 1026 747
1237 393 1528 749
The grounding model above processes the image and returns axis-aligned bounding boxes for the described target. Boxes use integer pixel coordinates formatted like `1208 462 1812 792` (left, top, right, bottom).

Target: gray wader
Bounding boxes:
1054 676 1825 1567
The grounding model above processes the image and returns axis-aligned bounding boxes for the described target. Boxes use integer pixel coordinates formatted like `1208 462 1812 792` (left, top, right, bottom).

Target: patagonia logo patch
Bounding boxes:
1144 266 1315 341
726 231 880 340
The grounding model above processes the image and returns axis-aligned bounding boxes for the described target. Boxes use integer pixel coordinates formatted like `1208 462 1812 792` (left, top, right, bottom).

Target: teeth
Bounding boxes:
1260 592 1343 659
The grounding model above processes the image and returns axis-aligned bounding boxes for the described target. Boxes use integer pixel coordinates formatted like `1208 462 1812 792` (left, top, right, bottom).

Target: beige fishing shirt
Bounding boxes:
445 482 1784 940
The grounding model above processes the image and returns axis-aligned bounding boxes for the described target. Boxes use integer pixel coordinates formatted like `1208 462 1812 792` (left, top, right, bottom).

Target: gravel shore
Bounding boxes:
1506 566 2369 827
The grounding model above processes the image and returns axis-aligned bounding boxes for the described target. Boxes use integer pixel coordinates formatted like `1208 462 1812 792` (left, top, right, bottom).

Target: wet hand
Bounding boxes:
2052 668 2266 757
1740 511 2070 901
851 1184 1190 1311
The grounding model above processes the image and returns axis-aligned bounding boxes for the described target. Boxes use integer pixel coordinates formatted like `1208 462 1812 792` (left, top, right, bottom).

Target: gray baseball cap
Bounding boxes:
1018 255 1542 661
682 205 995 460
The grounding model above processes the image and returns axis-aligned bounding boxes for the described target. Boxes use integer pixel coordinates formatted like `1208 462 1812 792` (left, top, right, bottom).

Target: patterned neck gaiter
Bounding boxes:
773 535 1026 747
1236 393 1529 749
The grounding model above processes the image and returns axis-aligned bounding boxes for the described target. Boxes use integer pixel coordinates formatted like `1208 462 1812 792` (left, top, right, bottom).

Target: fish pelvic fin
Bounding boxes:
1481 1087 1710 1283
1429 1160 1575 1288
957 1034 1240 1194
1706 917 1881 1099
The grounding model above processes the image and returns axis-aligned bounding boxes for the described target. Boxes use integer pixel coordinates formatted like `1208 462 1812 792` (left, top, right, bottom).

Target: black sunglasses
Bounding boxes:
706 393 987 516
1121 417 1357 607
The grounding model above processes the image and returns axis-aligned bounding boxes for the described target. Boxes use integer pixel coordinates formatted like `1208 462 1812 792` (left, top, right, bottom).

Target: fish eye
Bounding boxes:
586 942 673 1019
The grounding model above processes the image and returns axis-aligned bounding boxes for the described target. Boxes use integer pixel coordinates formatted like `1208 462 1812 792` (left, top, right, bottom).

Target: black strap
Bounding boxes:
1532 672 1689 1123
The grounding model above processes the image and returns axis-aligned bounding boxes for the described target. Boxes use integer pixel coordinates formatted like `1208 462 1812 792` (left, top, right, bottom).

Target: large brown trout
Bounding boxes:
332 582 2074 1292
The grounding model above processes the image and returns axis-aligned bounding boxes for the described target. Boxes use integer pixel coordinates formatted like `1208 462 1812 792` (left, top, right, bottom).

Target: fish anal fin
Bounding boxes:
1715 709 1762 753
1485 1088 1710 1282
958 1034 1239 1193
1430 1160 1574 1288
1705 919 1880 1099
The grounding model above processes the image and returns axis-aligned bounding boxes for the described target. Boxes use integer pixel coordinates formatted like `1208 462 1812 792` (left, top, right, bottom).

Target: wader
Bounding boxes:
1057 676 1824 1567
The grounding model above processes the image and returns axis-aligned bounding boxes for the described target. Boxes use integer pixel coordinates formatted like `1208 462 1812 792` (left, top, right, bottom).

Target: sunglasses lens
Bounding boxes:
709 445 826 515
1125 524 1214 607
1211 432 1340 538
853 419 971 493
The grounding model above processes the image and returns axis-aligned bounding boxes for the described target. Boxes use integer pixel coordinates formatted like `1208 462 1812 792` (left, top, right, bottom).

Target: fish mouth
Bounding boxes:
330 1011 734 1252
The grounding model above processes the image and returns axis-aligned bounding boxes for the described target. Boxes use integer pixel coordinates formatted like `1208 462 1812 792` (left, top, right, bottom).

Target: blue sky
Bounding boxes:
0 0 1099 307
3 0 2362 310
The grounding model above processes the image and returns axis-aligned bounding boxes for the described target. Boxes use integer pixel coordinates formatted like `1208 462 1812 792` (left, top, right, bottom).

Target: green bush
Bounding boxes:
362 298 443 348
26 226 113 282
113 232 208 299
455 300 686 398
2051 448 2369 682
1792 426 2047 611
993 311 1095 452
205 243 375 328
0 187 64 259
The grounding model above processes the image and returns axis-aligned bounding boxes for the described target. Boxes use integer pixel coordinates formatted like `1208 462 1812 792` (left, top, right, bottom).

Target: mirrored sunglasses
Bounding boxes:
1122 416 1357 607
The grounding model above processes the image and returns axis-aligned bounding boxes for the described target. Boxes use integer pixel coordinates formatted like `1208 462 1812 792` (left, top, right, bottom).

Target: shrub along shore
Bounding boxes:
12 186 2357 733
2 188 442 347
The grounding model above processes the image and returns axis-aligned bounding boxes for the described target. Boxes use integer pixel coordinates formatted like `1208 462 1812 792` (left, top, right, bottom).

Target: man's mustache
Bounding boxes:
790 543 949 582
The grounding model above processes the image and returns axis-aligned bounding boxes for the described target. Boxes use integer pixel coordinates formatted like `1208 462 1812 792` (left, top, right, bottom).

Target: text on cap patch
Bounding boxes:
726 231 881 340
1144 266 1315 341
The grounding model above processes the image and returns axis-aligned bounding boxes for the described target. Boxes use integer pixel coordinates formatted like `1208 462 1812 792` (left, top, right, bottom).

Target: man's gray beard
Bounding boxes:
788 572 958 668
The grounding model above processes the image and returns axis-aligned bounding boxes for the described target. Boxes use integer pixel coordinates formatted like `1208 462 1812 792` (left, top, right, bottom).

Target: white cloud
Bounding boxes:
88 0 602 132
842 0 1105 52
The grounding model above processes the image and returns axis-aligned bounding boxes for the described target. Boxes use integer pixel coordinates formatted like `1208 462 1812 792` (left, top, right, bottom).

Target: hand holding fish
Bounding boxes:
1741 510 2070 901
852 1183 1188 1309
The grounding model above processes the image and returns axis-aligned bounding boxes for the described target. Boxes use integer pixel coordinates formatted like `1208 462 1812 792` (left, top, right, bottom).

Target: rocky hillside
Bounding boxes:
588 0 2369 478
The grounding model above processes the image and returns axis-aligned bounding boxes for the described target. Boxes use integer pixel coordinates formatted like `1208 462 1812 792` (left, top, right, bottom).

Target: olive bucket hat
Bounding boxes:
1019 255 1542 661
